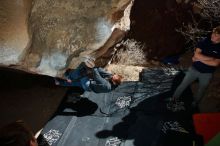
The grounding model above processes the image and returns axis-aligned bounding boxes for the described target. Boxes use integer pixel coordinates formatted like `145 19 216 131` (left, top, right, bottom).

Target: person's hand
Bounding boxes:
66 79 72 83
84 56 95 68
192 56 201 62
192 56 198 62
54 78 60 85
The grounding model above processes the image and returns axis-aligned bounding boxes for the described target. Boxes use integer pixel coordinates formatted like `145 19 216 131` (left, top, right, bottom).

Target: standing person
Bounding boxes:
55 58 123 93
0 120 38 146
172 26 220 107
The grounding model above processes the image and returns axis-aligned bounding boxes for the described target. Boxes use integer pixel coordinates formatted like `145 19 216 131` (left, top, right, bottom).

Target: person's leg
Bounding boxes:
173 67 198 100
194 73 212 103
67 63 87 81
56 79 82 87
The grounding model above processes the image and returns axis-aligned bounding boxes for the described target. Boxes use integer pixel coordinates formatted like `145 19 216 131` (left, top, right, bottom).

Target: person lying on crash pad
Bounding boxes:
55 57 123 93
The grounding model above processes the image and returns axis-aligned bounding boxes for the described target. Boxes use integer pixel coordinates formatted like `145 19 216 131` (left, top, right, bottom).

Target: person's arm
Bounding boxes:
96 67 112 78
199 58 220 66
90 68 112 92
193 48 220 66
54 78 75 86
92 68 110 84
193 48 214 61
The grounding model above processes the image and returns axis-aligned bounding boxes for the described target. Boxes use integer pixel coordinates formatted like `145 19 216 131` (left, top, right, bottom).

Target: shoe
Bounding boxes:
191 101 199 110
191 102 199 113
191 101 197 108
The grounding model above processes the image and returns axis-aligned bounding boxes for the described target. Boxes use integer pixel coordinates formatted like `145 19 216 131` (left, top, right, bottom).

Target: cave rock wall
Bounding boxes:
0 0 132 76
27 0 132 76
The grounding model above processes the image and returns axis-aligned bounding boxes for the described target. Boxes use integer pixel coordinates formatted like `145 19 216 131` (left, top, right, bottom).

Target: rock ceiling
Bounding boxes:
0 0 197 77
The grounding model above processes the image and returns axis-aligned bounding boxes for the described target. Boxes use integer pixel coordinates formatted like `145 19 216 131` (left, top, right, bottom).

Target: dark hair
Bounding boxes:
213 26 220 34
0 120 35 146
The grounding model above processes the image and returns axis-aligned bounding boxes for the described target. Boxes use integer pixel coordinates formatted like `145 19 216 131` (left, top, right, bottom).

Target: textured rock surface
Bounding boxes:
0 0 199 77
0 0 132 76
26 0 132 76
0 0 31 65
129 0 195 60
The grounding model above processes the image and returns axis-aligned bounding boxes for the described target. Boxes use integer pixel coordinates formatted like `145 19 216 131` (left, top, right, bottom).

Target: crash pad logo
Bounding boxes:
105 137 122 146
166 101 185 112
162 67 179 76
162 121 189 134
115 96 132 108
43 129 62 145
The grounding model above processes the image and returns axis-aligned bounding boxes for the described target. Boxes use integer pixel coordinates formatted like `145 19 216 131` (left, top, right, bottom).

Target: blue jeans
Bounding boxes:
59 63 91 91
173 67 212 103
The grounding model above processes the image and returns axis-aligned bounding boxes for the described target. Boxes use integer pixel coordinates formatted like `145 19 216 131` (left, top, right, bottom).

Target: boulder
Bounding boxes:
0 0 133 76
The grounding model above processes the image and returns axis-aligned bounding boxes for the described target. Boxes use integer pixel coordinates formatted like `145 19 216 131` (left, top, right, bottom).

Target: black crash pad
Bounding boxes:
38 67 198 146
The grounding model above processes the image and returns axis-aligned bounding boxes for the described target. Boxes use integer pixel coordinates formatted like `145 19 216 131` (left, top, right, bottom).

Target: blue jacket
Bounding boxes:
57 67 115 93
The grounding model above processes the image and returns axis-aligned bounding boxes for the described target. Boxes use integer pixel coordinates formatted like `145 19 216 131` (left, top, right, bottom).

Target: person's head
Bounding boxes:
111 74 123 85
0 120 38 146
211 26 220 44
